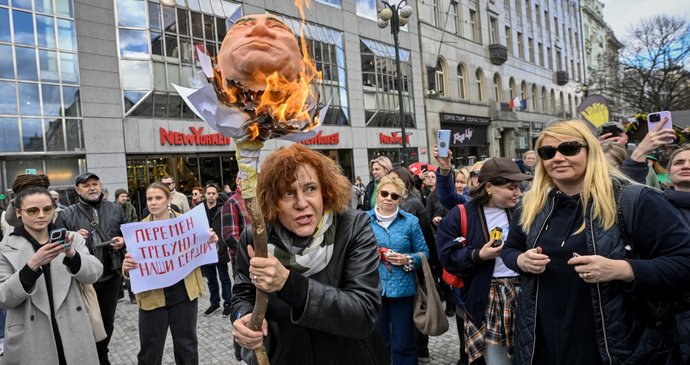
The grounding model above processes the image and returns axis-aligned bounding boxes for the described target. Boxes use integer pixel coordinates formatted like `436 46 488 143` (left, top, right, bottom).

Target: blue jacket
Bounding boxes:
436 169 470 210
367 209 429 298
502 184 690 364
436 200 513 325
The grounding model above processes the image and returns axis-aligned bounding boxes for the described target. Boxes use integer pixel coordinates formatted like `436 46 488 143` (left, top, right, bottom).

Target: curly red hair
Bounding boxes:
258 144 351 223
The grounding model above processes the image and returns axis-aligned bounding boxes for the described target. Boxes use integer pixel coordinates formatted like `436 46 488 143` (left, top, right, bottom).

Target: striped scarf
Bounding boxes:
268 211 335 276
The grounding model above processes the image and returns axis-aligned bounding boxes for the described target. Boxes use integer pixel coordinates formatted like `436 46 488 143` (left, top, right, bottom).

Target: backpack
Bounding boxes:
441 203 467 288
616 182 690 322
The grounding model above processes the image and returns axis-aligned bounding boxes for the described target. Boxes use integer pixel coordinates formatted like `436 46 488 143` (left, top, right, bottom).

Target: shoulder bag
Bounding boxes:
79 282 107 341
414 253 449 336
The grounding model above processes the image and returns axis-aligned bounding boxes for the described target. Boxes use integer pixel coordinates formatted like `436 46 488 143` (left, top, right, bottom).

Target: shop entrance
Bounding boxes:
126 154 237 215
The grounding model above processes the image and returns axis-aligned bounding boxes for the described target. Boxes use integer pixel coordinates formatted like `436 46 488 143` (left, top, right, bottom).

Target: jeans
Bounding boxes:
94 275 123 365
137 298 199 365
202 263 232 308
0 309 5 338
377 296 418 365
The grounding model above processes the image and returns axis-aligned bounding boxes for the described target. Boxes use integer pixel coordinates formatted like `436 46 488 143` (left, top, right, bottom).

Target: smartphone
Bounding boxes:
647 111 673 143
600 123 623 137
437 129 451 158
50 228 68 250
421 164 428 173
490 227 503 247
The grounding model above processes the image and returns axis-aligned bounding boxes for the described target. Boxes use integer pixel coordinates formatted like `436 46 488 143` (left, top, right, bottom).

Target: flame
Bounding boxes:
214 0 322 141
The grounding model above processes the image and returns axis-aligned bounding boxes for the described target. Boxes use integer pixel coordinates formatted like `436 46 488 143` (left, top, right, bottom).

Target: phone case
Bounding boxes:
647 111 673 143
437 129 451 158
490 227 503 247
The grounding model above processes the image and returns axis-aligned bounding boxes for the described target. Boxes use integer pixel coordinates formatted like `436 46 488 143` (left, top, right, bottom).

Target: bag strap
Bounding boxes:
75 204 108 242
614 182 644 258
458 203 467 241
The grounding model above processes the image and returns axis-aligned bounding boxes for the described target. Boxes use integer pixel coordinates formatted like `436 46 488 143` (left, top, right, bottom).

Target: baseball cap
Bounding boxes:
75 172 100 185
478 157 533 183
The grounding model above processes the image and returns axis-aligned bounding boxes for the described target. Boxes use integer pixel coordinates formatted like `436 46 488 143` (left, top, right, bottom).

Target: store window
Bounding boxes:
115 0 242 117
3 157 84 189
281 18 350 126
360 38 415 128
0 0 83 154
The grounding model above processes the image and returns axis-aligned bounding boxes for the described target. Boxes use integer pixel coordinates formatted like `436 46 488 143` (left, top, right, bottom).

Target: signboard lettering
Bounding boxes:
379 132 411 145
160 127 232 146
300 131 340 145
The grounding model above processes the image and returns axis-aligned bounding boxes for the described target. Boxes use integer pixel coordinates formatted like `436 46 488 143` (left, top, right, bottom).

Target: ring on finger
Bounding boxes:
584 272 592 280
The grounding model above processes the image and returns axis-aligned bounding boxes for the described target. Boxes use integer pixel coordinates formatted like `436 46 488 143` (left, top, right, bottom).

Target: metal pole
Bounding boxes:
391 6 408 165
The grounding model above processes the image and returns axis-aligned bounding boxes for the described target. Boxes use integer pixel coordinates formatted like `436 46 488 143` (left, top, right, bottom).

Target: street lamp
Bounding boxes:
378 1 414 165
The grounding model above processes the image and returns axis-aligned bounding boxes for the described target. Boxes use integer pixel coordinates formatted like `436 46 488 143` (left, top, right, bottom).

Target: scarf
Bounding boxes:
268 211 335 277
374 206 398 229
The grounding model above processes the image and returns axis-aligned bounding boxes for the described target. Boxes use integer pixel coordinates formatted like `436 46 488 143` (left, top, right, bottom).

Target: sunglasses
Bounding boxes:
20 205 54 216
537 141 588 160
470 171 480 177
379 190 401 201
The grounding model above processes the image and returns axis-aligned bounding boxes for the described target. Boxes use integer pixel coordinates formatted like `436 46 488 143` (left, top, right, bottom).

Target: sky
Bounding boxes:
602 0 690 41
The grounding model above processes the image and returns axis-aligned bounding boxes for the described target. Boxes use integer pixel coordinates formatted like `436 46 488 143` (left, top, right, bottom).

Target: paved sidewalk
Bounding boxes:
109 287 464 364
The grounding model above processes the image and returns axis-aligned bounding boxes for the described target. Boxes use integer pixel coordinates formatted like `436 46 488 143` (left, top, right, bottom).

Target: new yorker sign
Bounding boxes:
300 131 340 145
159 127 232 146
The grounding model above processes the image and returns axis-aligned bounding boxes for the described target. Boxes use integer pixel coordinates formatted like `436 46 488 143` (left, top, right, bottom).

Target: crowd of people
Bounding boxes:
0 118 689 365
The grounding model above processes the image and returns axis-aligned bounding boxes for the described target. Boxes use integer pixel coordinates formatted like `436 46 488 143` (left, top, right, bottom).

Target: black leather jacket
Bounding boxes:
503 185 690 364
55 198 127 281
230 209 388 365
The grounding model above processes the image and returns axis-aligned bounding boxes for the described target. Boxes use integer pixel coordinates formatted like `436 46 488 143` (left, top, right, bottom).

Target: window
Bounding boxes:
559 91 565 115
568 94 573 115
317 0 341 7
517 32 524 59
432 0 443 27
450 1 462 36
550 89 556 114
577 62 581 81
0 0 83 153
545 11 550 32
489 17 499 44
528 37 534 63
506 27 513 54
538 42 544 66
356 0 377 20
525 0 531 21
541 86 547 112
570 59 575 78
521 81 528 104
457 63 468 100
516 0 522 17
116 0 243 118
509 77 517 99
547 46 553 69
532 84 538 110
493 73 502 103
360 38 415 128
535 4 540 26
469 9 481 43
427 58 447 97
554 16 559 36
556 49 562 70
475 68 486 102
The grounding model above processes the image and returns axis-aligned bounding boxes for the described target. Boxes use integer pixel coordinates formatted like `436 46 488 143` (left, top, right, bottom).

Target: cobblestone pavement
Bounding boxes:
109 283 464 364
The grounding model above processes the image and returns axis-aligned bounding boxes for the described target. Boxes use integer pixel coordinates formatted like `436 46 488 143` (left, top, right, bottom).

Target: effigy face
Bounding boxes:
217 14 302 91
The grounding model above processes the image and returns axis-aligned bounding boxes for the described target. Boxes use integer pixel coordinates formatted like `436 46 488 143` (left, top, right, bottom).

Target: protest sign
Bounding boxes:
121 204 218 294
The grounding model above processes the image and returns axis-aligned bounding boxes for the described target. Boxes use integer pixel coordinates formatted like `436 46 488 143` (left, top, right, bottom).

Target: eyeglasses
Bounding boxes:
379 190 401 201
537 141 588 160
20 205 54 216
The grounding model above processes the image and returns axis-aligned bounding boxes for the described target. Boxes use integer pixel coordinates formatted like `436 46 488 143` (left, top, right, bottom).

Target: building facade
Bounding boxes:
579 0 623 115
417 0 585 164
0 0 432 211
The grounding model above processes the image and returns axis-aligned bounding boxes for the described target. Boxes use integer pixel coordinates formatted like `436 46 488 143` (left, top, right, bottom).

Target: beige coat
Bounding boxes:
0 232 103 365
171 190 191 213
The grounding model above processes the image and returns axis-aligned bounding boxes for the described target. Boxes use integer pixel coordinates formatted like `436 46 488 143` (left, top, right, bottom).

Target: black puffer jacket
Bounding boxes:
502 184 690 364
229 209 388 365
55 198 128 281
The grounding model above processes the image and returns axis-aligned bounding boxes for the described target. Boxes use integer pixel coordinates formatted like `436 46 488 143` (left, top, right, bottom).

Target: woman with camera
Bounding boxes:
0 186 103 365
436 157 532 365
501 120 690 364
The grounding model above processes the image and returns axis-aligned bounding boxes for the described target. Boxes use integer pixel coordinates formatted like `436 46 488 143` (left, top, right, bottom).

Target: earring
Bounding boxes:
487 191 492 197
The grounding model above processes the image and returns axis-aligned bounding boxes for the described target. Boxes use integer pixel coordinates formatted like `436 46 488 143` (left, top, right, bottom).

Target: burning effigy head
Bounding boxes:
217 14 302 92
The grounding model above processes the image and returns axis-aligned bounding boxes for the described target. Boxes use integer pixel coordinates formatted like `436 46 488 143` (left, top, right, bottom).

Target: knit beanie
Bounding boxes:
114 188 128 198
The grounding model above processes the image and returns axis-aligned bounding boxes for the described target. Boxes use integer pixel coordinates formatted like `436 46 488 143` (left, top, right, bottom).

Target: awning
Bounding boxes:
361 38 410 62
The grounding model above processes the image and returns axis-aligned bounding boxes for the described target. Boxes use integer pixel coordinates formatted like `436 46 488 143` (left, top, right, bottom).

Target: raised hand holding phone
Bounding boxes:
647 111 674 144
437 129 451 158
631 114 677 162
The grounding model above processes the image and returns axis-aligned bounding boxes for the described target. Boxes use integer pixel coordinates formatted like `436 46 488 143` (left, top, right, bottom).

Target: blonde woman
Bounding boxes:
368 176 429 365
501 120 690 364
